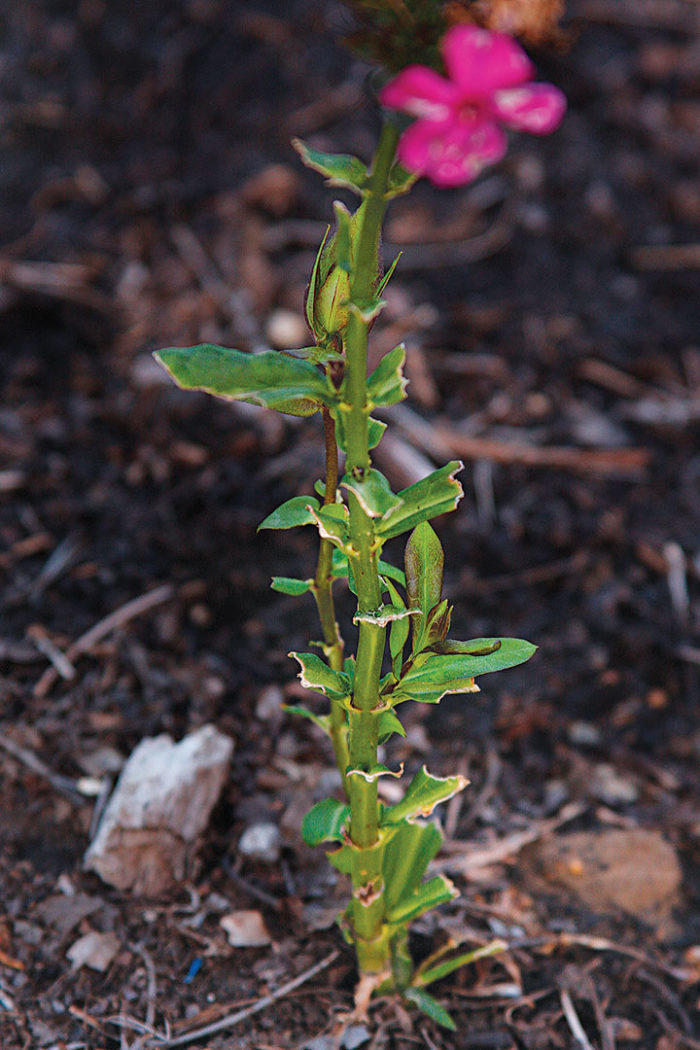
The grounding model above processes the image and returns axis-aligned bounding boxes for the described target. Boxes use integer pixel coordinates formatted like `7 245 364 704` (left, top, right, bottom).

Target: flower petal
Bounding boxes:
442 25 534 96
379 66 458 122
398 117 507 188
492 83 566 133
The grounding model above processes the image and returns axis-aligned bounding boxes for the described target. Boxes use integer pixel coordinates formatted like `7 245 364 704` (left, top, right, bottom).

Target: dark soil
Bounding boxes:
1 2 698 1048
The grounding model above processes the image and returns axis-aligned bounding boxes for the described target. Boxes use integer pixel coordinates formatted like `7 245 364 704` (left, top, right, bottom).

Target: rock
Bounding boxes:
527 829 682 924
238 821 282 863
220 909 271 947
84 725 234 896
590 762 639 805
67 930 121 972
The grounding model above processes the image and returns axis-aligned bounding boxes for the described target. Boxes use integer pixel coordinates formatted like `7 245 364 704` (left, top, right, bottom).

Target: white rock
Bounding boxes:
67 930 121 972
221 909 271 947
84 725 234 896
238 822 282 863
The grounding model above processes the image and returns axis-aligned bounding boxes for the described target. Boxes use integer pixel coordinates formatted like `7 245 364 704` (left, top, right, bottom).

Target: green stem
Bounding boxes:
313 407 348 788
342 121 400 978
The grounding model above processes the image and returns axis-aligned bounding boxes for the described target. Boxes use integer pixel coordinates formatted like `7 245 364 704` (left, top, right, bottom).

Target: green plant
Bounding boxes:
155 15 564 1030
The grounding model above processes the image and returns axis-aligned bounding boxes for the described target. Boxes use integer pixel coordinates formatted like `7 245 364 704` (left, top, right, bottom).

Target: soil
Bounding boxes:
1 2 699 1048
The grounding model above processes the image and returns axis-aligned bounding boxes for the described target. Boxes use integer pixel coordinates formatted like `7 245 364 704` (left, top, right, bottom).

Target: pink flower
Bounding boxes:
379 25 566 188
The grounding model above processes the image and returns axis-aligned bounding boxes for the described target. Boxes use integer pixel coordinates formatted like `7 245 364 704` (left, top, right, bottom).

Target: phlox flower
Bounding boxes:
379 25 566 187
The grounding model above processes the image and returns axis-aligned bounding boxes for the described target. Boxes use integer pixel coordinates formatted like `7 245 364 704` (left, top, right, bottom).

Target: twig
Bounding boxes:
0 734 82 801
142 950 339 1047
34 584 175 698
560 989 597 1050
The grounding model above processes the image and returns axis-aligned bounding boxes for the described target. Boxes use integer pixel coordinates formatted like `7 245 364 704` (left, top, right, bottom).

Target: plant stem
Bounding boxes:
342 120 400 978
313 407 348 787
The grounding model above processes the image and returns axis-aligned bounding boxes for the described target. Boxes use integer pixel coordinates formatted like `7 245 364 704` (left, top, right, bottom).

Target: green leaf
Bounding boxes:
385 577 411 674
403 988 456 1032
390 639 537 705
155 346 334 418
354 604 418 627
386 161 419 200
333 201 354 274
309 503 350 549
378 462 464 540
282 704 331 736
383 820 444 912
378 560 406 588
377 708 406 745
341 468 402 520
386 874 457 925
258 495 320 530
332 407 386 453
430 639 503 656
301 797 350 847
382 766 468 826
305 226 330 330
422 599 452 650
347 763 404 783
376 253 401 298
367 344 408 408
413 939 506 989
405 522 444 654
292 138 368 195
270 576 313 596
289 651 352 701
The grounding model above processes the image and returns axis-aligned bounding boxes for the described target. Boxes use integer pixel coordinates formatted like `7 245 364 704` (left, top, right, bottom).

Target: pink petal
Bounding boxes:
491 83 567 134
442 25 534 96
379 66 459 122
397 117 507 188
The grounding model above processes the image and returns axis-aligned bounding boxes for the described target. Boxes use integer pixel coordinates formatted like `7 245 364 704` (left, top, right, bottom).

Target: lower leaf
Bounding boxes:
403 987 456 1032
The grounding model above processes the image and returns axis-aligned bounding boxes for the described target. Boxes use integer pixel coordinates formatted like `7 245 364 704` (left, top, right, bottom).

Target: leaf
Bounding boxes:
367 344 407 408
309 503 350 549
430 638 503 656
347 763 404 783
354 605 418 627
386 874 457 925
258 495 320 530
382 766 468 826
289 651 352 701
378 462 464 540
292 138 368 195
155 346 333 418
403 988 456 1032
341 468 402 520
282 704 332 736
376 253 401 298
332 408 386 453
386 161 419 200
301 797 350 847
405 523 444 654
333 201 354 273
305 226 330 330
382 820 444 912
390 639 537 705
270 576 313 596
413 939 507 989
377 708 406 745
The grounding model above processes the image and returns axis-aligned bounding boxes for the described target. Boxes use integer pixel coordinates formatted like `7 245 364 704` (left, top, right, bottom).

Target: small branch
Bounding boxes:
141 950 339 1048
0 734 82 801
34 584 175 698
560 988 597 1050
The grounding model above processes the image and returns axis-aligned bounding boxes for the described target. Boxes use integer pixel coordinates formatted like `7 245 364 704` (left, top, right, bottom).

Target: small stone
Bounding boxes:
84 725 234 896
67 930 121 972
266 308 308 349
568 720 601 746
220 909 271 947
590 763 639 805
238 822 282 863
255 684 284 723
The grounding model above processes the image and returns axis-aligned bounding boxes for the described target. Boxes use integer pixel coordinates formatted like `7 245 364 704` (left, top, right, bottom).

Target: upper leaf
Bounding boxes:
292 138 368 195
367 344 408 408
386 161 419 199
258 495 320 530
405 522 444 653
390 638 537 705
155 345 333 418
378 462 464 540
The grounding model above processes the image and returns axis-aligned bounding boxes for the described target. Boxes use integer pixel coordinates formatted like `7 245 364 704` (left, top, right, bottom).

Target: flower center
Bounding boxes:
457 99 484 123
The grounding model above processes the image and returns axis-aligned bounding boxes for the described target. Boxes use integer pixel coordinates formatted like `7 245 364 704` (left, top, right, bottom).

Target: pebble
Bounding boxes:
238 821 282 863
